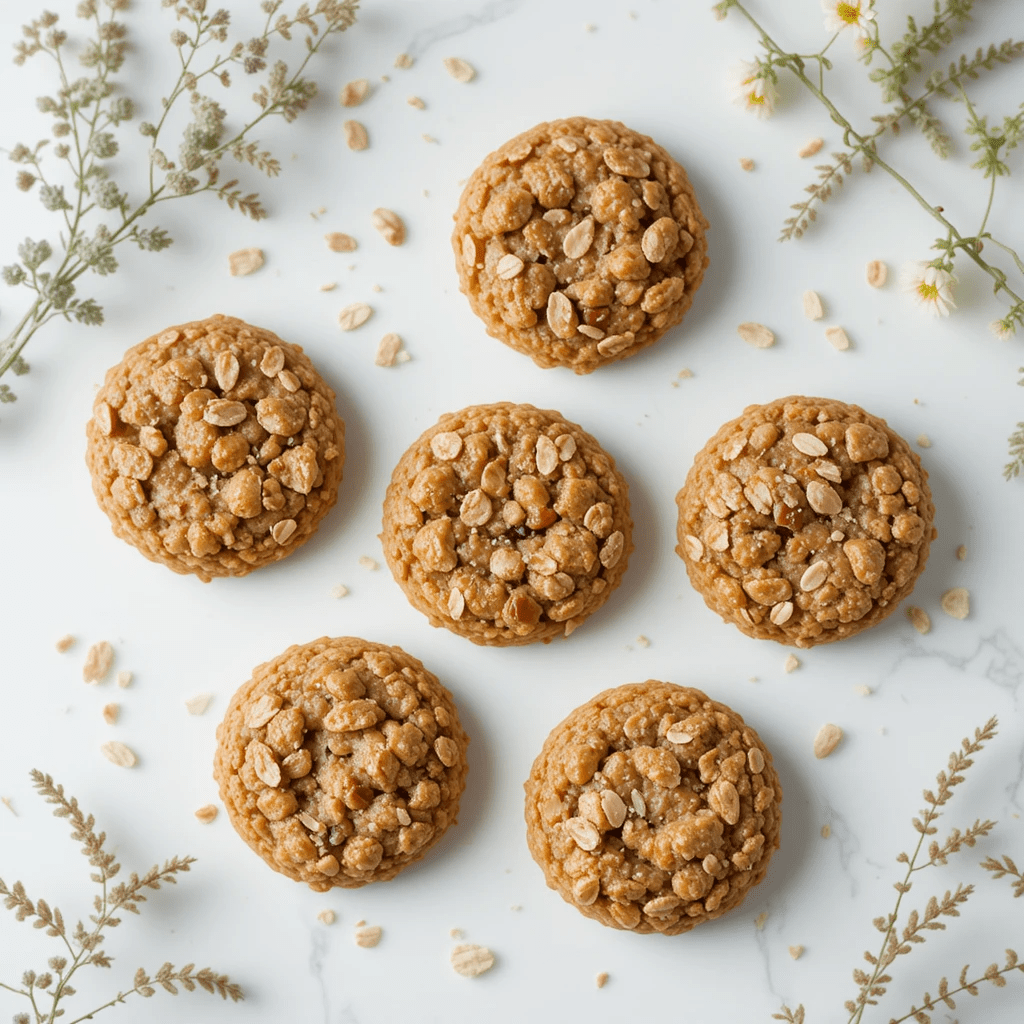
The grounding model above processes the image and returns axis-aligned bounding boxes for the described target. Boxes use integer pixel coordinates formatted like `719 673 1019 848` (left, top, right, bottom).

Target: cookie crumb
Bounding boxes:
825 325 851 351
783 654 800 673
813 723 843 759
442 56 475 83
449 927 463 939
678 368 693 379
338 302 373 331
375 332 403 367
916 433 931 448
331 584 350 598
865 260 888 287
737 321 775 348
739 157 755 171
821 824 832 838
584 22 596 31
101 703 119 725
789 945 804 960
371 207 406 247
318 909 336 925
358 556 379 571
185 693 213 716
509 904 522 911
1 797 15 816
343 120 369 152
355 925 383 948
55 634 76 653
325 232 357 253
956 544 967 560
596 972 609 988
380 74 390 83
422 133 438 144
195 804 218 823
100 740 138 768
451 944 495 977
798 137 824 158
802 290 824 320
636 635 650 648
116 670 132 688
940 587 970 620
228 248 264 277
853 684 872 696
394 53 414 69
906 606 931 635
319 282 337 292
395 349 412 364
407 95 425 109
754 911 768 930
340 78 369 107
82 641 114 684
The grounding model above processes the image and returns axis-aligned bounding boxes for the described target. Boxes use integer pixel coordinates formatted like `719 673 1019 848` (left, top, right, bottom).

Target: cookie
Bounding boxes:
381 402 633 645
452 117 709 374
85 314 344 581
214 637 469 890
676 396 936 647
524 682 781 934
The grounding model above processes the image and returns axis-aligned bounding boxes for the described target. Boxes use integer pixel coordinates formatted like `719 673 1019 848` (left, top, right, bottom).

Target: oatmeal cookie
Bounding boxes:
452 117 709 373
676 396 936 647
214 637 468 890
525 681 781 934
85 314 344 581
381 402 632 645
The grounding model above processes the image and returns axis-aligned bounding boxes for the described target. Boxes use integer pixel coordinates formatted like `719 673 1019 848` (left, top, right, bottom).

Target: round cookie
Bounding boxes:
676 395 936 647
452 116 709 374
85 314 344 581
214 637 469 890
524 681 781 934
381 402 633 646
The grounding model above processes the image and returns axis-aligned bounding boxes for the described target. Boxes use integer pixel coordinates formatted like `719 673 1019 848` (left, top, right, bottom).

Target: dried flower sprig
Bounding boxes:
982 854 1024 898
0 770 242 1022
0 0 359 405
772 717 1024 1024
1004 369 1024 480
715 0 1024 475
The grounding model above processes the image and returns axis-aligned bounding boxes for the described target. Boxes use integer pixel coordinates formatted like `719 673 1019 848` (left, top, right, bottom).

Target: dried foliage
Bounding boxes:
0 770 242 1021
0 0 359 400
1004 369 1024 480
770 718 1024 1023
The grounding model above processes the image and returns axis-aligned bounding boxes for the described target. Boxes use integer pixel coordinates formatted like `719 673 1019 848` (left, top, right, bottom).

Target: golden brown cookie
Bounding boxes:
452 117 709 373
676 396 936 647
524 681 781 934
214 637 469 890
85 314 344 581
381 402 633 646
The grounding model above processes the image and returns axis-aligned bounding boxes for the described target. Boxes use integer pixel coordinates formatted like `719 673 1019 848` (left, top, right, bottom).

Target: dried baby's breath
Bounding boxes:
55 634 75 653
228 248 264 276
442 56 476 83
737 321 775 348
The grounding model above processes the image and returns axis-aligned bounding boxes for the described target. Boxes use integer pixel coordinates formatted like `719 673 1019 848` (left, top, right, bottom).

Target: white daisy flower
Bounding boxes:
732 60 777 119
990 319 1014 341
900 261 957 317
822 0 876 40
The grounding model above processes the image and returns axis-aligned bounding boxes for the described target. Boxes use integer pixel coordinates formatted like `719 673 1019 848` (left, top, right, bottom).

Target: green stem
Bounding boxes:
62 986 145 1024
0 980 30 997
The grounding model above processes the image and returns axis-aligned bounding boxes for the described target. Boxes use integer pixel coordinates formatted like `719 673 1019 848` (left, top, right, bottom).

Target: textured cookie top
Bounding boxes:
452 117 709 374
85 314 344 581
214 637 469 891
381 403 633 646
524 682 781 934
676 396 935 647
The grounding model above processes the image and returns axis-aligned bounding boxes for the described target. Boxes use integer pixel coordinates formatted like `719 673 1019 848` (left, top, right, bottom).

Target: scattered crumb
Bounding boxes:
916 433 931 448
375 333 404 367
584 22 596 31
421 133 438 144
319 282 337 292
380 74 389 83
636 635 650 648
340 78 369 107
442 56 476 83
325 232 357 253
355 919 366 927
737 321 775 348
783 654 800 673
82 641 114 684
853 684 872 697
825 325 851 351
355 925 383 948
338 302 373 331
407 95 425 109
789 945 804 960
55 634 76 653
185 693 213 716
343 120 369 152
956 544 967 561
802 290 824 320
449 928 463 939
798 137 824 158
596 972 609 989
358 556 379 571
509 904 522 911
422 189 429 197
678 368 693 379
1 797 15 816
879 726 888 736
906 606 931 635
821 824 831 839
940 587 970 620
865 260 888 287
331 584 350 599
394 53 414 69
228 247 264 277
754 911 768 930
194 804 218 824
450 944 495 977
318 909 336 925
739 157 755 171
629 9 638 18
100 740 138 768
749 676 759 683
395 349 411 364
101 703 119 725
116 670 132 689
371 283 383 293
813 723 843 759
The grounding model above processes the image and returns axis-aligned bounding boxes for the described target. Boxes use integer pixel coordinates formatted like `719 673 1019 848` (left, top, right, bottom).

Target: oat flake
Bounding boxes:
195 804 218 823
813 723 843 759
906 606 931 634
100 740 138 768
55 634 76 653
338 303 373 331
358 556 378 571
596 972 609 989
82 641 114 684
116 670 132 688
185 693 213 715
783 654 800 673
789 945 804 960
451 944 495 977
355 925 382 948
228 248 264 276
442 56 476 83
940 587 970 620
318 909 336 925
737 321 775 348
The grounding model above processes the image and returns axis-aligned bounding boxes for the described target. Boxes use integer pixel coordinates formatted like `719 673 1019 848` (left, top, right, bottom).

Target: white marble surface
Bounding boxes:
2 1 1024 1022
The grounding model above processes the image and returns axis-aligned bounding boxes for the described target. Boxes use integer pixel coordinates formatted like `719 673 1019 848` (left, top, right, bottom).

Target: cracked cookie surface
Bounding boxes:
453 117 709 373
676 396 936 647
381 402 633 646
214 637 469 890
525 681 781 934
85 314 344 581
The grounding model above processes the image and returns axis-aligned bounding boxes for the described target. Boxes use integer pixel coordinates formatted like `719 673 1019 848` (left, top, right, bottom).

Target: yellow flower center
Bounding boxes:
837 2 862 24
748 92 765 106
916 281 940 302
